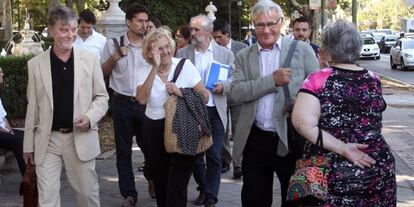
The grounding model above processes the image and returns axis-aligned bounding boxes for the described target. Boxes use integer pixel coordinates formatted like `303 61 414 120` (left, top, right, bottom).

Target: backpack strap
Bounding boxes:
281 40 298 112
120 35 125 47
171 58 187 83
112 35 125 57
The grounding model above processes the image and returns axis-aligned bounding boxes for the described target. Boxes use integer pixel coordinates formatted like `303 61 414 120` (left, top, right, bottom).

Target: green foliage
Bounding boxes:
0 55 33 118
358 0 413 31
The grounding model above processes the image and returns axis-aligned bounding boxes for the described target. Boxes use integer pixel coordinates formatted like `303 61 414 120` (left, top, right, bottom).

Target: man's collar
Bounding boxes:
226 39 232 49
257 36 282 51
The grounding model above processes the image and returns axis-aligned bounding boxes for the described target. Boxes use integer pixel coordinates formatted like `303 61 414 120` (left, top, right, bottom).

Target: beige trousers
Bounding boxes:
36 132 100 207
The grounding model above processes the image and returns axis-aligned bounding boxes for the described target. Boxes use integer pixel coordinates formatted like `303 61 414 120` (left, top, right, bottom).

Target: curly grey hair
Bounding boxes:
322 20 362 63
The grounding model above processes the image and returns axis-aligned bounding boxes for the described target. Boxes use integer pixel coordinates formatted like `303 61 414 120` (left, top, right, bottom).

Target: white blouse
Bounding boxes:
145 58 201 120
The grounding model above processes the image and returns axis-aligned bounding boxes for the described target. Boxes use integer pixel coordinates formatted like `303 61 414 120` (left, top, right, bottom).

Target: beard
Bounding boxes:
191 36 205 47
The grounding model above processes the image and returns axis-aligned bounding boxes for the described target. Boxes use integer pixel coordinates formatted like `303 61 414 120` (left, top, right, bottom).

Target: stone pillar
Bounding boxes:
96 0 127 39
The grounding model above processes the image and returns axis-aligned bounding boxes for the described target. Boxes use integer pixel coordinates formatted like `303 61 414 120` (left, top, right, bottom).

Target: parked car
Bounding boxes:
379 35 399 53
390 38 414 70
360 36 380 59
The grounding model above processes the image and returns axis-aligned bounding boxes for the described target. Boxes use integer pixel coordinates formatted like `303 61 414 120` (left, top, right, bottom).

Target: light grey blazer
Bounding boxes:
230 37 319 157
176 41 235 129
230 40 248 57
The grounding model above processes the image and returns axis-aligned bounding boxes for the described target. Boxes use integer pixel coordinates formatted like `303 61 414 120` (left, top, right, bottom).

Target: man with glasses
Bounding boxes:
229 1 319 206
176 14 234 207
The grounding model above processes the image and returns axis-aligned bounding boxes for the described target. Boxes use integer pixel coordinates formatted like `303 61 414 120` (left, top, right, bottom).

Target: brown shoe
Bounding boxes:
148 180 156 199
121 196 136 207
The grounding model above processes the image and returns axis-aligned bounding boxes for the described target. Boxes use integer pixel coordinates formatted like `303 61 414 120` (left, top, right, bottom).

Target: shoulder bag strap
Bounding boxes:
120 35 125 47
112 36 124 57
171 58 187 83
281 40 298 111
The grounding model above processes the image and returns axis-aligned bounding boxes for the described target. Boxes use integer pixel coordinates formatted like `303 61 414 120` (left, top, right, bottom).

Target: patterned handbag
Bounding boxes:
286 127 331 205
164 59 213 155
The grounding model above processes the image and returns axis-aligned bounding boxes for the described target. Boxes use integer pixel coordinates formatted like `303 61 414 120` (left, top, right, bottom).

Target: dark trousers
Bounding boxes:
143 117 196 207
193 107 225 203
112 95 150 200
241 125 297 207
0 129 25 175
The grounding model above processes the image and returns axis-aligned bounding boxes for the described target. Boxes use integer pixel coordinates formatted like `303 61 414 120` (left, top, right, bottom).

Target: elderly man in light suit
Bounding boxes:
176 14 234 207
230 1 319 206
23 6 108 207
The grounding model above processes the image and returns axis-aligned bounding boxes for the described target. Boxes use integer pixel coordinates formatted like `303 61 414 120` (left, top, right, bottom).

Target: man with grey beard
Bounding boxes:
176 14 234 207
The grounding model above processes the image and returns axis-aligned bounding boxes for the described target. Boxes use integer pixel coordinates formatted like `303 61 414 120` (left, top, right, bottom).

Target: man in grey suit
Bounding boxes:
176 14 234 207
230 1 319 206
212 18 247 178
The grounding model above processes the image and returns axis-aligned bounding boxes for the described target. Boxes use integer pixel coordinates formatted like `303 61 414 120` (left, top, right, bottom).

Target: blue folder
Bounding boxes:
205 62 231 90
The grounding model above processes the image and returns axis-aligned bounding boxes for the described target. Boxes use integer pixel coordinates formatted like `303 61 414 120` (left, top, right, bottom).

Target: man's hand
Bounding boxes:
23 153 34 165
73 115 91 132
273 68 291 86
119 46 128 56
211 83 223 94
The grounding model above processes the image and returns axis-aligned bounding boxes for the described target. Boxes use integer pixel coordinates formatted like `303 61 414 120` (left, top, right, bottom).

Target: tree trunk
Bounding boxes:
3 0 13 41
76 0 86 13
48 0 59 8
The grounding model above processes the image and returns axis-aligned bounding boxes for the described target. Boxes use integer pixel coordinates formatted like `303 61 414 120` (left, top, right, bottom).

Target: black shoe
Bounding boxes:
204 199 216 207
221 163 230 173
233 167 242 179
192 191 205 206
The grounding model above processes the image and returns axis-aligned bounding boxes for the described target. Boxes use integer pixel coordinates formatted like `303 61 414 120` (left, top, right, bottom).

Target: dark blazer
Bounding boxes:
230 38 319 157
310 42 320 55
244 36 257 46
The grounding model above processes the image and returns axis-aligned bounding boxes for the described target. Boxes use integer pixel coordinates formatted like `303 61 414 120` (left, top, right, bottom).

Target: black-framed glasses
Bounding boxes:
254 17 283 29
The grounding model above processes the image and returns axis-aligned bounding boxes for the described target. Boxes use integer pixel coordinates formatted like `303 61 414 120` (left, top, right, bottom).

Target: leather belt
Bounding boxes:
52 128 73 134
113 91 136 102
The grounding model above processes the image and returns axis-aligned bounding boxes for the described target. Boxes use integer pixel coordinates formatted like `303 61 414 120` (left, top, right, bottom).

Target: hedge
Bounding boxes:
0 55 34 118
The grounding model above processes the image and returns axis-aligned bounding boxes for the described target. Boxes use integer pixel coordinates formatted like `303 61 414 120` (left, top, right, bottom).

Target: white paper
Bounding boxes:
218 66 229 81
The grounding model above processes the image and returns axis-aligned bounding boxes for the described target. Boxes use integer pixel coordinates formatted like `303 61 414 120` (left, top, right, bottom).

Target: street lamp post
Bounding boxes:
228 0 243 39
237 0 242 41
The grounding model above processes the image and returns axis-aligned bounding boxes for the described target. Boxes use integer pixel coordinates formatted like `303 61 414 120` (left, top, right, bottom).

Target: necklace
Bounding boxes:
157 62 172 77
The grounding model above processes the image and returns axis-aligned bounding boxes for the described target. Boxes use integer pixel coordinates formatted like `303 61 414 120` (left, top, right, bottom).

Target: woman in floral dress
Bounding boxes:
291 20 396 206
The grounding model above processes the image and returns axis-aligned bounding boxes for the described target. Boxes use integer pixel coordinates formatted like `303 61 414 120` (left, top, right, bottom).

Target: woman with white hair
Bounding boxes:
136 27 209 207
292 20 396 206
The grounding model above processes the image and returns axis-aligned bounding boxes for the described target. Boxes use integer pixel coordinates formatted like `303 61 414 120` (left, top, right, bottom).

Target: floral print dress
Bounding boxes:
299 67 396 207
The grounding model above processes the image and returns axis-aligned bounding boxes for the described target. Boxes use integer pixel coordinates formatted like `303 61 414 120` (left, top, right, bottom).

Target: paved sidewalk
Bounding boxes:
1 87 414 207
